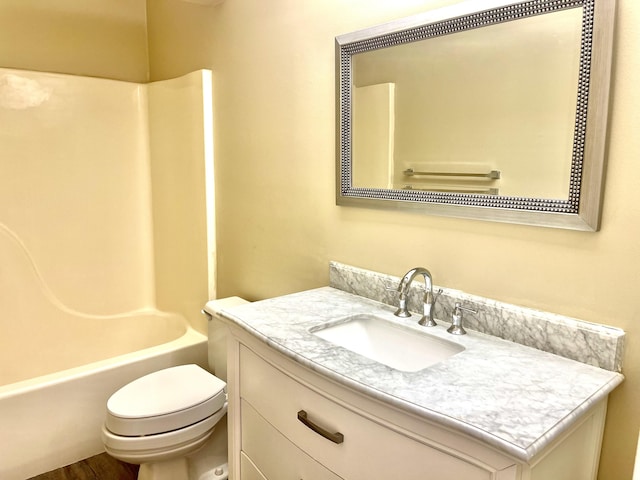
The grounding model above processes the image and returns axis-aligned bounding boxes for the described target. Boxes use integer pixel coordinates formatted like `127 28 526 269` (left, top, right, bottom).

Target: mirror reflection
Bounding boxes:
336 0 615 231
351 7 582 198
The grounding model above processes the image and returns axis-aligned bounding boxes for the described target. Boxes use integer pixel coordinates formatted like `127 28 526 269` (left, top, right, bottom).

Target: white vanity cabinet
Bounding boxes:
224 323 608 480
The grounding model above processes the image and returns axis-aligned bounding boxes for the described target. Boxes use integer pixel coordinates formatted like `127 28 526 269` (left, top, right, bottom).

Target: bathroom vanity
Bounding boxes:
213 272 623 480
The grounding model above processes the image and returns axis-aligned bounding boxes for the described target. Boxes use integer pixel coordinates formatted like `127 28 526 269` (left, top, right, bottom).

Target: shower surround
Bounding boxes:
0 67 214 479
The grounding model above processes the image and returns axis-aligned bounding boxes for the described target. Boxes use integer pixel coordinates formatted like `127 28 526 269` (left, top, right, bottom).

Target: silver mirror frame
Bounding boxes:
336 0 615 231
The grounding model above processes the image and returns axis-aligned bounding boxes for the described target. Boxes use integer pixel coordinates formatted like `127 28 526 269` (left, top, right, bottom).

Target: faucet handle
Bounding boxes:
454 302 476 315
447 302 476 335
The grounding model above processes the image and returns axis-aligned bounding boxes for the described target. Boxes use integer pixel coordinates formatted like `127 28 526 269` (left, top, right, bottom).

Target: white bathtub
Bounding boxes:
0 319 208 480
0 222 211 478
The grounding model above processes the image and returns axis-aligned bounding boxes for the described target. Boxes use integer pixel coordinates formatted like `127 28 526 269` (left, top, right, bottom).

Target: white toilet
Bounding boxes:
101 364 229 480
102 298 246 480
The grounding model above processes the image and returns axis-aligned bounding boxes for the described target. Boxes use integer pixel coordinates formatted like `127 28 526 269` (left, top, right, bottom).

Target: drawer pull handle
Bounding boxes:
297 410 344 444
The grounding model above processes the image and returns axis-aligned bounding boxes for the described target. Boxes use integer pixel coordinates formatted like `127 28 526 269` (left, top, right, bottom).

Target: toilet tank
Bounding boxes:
204 297 249 381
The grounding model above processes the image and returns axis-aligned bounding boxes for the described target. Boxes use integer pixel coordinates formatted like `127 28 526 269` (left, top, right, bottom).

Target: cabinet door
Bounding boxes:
242 399 344 480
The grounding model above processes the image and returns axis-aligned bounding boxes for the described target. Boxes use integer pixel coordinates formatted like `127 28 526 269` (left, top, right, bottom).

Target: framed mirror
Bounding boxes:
336 0 615 230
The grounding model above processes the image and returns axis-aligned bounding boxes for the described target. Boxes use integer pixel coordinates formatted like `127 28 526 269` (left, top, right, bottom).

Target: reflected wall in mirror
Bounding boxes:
336 0 615 230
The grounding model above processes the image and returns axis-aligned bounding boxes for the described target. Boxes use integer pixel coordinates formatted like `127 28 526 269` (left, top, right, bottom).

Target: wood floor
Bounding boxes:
27 453 139 480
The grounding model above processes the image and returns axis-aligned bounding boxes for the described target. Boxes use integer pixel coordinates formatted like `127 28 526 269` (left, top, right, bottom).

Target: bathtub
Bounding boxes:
0 222 211 478
0 65 215 478
0 318 208 480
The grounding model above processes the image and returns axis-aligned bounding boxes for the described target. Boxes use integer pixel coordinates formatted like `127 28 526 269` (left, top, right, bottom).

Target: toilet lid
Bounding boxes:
106 364 227 436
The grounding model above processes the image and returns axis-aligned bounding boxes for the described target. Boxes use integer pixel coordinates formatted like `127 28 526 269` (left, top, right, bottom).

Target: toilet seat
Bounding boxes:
105 364 227 436
102 403 228 463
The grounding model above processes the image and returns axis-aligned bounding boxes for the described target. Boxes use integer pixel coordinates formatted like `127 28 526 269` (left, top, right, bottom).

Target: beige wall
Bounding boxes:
0 0 148 82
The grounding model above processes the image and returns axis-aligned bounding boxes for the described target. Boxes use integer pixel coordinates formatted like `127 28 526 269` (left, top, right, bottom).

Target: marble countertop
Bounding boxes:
215 287 624 462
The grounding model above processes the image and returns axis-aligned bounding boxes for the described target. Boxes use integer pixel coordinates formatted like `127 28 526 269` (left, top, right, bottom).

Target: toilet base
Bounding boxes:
124 418 228 480
196 461 228 480
189 419 229 480
138 457 189 480
135 451 228 480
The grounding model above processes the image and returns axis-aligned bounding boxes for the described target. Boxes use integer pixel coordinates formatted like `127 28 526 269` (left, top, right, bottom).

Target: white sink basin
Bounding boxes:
310 314 464 372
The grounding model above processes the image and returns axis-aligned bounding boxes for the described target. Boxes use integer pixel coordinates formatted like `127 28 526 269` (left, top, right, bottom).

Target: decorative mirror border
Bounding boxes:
336 0 615 230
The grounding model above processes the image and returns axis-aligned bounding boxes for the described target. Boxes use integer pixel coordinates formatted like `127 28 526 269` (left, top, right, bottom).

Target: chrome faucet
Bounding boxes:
447 302 477 335
394 267 441 327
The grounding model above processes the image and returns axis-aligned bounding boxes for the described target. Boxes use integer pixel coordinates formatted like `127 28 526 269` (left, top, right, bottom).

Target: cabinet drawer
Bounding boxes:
240 452 268 480
242 399 343 480
239 345 492 480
